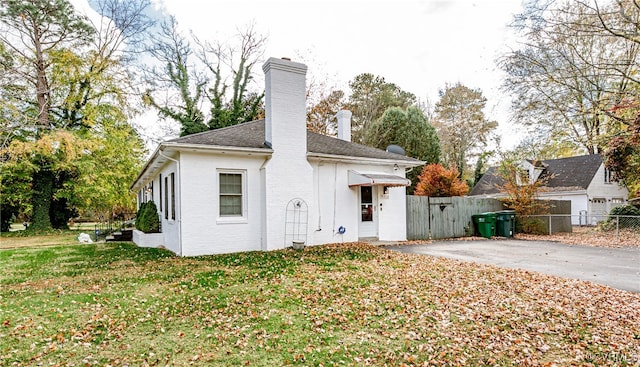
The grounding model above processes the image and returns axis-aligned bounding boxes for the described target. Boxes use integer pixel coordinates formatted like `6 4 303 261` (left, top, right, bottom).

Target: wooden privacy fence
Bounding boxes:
406 196 504 240
406 196 573 240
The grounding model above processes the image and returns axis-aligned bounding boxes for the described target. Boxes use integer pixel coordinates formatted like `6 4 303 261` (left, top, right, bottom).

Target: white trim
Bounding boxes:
307 153 423 167
162 142 273 155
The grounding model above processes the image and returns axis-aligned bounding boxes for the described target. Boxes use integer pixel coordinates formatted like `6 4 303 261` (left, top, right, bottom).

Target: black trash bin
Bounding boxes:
495 210 516 238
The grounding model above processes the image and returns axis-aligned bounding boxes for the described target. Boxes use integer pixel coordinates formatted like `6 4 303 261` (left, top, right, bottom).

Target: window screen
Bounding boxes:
220 173 242 216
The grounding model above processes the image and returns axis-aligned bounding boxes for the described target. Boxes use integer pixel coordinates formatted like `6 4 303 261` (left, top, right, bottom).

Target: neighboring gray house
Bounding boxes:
470 155 629 224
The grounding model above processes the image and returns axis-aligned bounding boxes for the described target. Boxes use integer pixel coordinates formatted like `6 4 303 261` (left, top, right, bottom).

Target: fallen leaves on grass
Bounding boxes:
0 242 638 366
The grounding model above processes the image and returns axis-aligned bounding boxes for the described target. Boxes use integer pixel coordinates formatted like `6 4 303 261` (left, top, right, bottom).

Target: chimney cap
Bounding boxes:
281 57 291 61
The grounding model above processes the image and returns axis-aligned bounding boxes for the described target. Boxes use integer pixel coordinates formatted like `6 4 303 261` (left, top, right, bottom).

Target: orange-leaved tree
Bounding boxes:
414 164 469 197
496 160 549 216
496 159 550 234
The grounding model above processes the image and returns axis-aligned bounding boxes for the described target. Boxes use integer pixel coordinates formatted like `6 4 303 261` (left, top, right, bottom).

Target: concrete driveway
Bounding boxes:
385 240 640 293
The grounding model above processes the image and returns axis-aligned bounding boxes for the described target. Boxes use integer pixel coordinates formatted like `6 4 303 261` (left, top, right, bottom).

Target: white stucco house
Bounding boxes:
130 57 424 256
469 155 629 224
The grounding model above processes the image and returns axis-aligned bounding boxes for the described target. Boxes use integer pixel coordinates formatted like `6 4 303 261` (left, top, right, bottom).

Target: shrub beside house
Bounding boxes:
133 201 164 248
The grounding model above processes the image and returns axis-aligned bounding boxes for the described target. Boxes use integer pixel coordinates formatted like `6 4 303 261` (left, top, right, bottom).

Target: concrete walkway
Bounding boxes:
385 240 640 293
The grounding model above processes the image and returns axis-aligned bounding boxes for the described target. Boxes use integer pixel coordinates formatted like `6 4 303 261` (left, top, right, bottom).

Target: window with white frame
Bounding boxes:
218 171 245 217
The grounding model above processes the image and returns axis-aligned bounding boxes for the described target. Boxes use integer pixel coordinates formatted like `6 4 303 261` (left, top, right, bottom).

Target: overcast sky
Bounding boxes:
73 0 525 149
153 0 524 145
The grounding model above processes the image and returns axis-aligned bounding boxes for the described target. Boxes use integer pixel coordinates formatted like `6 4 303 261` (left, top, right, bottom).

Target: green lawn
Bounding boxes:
0 238 639 366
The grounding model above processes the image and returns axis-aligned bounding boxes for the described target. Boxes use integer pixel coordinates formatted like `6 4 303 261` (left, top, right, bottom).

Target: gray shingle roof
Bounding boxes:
168 119 422 164
469 166 505 195
539 154 602 189
470 154 603 196
168 120 268 149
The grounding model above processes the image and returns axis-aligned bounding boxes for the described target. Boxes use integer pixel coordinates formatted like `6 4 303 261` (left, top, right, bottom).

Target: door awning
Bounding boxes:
348 170 411 187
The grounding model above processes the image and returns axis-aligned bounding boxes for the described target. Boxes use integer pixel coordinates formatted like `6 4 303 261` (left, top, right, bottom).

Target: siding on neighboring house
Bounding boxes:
586 164 629 216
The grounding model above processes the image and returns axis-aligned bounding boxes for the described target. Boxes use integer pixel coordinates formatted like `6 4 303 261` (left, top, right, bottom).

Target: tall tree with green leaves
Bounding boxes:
0 0 94 231
364 106 440 192
0 0 151 231
433 83 498 180
346 73 416 144
0 0 95 130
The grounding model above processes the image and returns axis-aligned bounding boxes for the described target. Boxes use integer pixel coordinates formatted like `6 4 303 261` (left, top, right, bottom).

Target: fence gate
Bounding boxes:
406 195 430 240
406 196 504 240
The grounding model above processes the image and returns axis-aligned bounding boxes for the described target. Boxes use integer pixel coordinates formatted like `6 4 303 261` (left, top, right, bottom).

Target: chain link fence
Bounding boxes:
518 214 640 241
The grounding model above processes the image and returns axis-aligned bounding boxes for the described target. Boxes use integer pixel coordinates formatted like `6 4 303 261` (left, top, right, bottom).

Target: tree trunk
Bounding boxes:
29 167 53 231
33 25 50 128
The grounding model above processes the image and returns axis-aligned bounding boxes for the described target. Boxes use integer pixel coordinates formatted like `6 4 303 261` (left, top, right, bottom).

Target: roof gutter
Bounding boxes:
307 152 425 167
130 144 163 191
161 142 273 155
130 142 274 192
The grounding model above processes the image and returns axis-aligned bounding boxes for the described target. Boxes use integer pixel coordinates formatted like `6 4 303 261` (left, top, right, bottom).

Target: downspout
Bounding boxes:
259 155 271 251
315 161 322 232
159 150 182 256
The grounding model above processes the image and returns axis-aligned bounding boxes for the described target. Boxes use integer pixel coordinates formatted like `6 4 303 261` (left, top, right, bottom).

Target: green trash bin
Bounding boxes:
472 212 496 239
495 210 516 238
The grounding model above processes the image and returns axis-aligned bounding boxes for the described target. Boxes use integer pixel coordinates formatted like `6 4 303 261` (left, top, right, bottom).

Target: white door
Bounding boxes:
358 186 378 238
591 198 607 222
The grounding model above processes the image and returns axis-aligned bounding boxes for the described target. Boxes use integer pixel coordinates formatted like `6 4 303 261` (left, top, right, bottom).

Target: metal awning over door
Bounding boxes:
347 170 410 187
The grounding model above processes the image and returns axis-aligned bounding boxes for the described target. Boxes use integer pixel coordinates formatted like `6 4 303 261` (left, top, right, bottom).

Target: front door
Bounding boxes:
358 186 378 238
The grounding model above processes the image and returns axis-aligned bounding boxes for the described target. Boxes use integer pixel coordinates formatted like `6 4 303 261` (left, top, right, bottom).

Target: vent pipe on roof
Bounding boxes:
336 110 352 142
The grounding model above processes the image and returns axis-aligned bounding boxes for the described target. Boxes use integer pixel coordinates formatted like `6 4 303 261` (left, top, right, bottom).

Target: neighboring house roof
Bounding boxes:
132 120 423 191
469 166 505 196
470 154 604 196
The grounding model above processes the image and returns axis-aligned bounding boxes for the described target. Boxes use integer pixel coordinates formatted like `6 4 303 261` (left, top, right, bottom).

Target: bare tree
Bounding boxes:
500 0 640 154
144 21 267 136
196 23 266 130
143 16 207 136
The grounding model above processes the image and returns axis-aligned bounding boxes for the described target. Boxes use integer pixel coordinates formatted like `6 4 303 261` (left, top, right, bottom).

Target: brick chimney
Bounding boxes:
262 57 308 155
261 57 313 251
336 110 352 142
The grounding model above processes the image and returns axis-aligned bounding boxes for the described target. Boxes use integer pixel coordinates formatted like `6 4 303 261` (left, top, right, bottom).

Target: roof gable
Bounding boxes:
539 154 602 189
